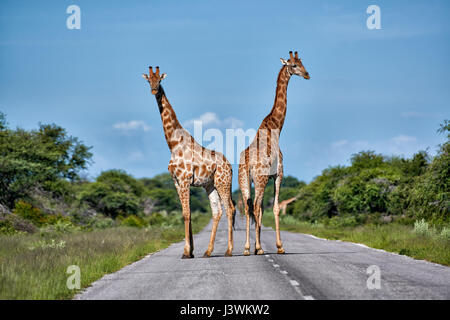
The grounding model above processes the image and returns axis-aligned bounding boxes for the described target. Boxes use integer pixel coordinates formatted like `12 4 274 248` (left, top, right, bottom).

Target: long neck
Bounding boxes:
155 86 184 151
262 66 291 131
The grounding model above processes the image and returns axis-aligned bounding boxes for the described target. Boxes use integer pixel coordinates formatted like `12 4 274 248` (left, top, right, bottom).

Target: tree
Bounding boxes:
408 121 450 222
0 114 92 207
77 170 142 218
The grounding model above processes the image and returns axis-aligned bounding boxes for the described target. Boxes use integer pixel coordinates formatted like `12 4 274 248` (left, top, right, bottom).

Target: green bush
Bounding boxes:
40 220 80 235
407 140 449 223
413 219 431 236
0 217 17 235
77 173 141 218
0 213 37 234
146 212 165 226
289 125 449 226
440 227 450 240
328 215 359 228
13 201 69 227
120 215 147 228
88 215 115 229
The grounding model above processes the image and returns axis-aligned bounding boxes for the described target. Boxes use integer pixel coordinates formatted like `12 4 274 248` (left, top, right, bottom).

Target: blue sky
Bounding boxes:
1 0 449 188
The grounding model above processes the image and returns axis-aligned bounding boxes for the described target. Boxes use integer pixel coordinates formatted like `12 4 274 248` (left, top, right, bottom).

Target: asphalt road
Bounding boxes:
76 213 450 300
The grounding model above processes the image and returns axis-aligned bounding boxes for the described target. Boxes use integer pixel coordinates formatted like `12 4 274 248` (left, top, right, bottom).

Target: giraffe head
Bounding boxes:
142 66 167 95
280 51 310 80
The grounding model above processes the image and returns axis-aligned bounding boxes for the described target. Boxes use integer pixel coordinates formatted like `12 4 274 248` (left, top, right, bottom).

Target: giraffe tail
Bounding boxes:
247 198 256 225
230 185 236 230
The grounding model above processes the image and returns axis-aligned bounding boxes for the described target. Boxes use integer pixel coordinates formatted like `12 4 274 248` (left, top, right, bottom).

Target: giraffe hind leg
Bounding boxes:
215 166 234 257
238 163 252 256
203 187 222 258
253 175 269 255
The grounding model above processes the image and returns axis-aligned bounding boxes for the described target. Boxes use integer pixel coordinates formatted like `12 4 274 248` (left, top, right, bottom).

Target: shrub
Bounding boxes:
13 201 70 227
280 214 301 226
440 227 450 240
413 219 431 236
146 212 165 226
40 220 80 235
120 215 147 228
0 213 37 234
328 215 358 228
88 215 115 229
13 201 46 226
0 217 17 235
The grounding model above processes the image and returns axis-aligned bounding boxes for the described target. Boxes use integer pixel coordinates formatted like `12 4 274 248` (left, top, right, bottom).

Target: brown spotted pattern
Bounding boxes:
238 51 309 256
143 66 235 259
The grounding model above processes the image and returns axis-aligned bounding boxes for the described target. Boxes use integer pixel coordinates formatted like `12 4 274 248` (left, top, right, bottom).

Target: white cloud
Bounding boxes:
184 112 244 129
195 112 220 126
331 139 348 148
223 117 245 129
328 134 422 165
127 150 145 162
113 120 150 133
390 135 417 144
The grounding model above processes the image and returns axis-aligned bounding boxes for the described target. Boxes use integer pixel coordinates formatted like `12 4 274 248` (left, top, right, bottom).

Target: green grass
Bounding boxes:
0 213 210 299
262 211 450 266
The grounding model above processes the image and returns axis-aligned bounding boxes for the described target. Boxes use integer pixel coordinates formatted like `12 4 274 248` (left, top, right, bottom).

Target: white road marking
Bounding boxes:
268 259 274 262
290 280 300 286
280 270 288 274
273 264 280 268
303 233 445 267
304 295 315 300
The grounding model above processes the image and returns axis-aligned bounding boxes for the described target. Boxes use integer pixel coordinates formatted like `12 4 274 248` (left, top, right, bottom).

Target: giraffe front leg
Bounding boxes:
253 200 264 255
244 204 251 256
274 172 285 254
176 182 194 259
222 193 235 257
254 206 264 255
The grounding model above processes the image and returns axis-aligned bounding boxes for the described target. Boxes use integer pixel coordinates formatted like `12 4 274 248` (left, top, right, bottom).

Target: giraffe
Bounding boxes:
142 66 235 259
238 51 310 255
279 196 298 216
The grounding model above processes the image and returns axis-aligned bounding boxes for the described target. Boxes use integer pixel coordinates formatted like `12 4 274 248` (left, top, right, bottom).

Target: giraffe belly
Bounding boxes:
191 174 211 187
249 157 279 177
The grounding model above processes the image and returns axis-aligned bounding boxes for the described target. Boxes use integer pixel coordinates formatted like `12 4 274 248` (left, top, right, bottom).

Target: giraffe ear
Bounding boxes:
280 58 289 65
161 73 167 79
142 73 149 80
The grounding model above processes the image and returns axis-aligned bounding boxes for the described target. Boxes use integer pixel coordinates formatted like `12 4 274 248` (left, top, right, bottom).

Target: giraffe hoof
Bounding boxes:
224 250 232 257
243 249 251 256
203 252 211 258
277 248 285 254
255 249 265 255
181 254 194 259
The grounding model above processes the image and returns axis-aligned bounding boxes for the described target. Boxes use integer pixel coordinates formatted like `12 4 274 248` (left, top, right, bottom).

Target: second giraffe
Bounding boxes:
238 51 310 256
